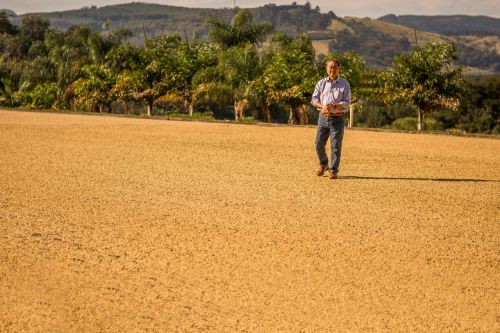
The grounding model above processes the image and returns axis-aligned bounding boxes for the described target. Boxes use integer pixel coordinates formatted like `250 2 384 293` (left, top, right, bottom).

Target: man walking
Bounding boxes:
311 59 351 179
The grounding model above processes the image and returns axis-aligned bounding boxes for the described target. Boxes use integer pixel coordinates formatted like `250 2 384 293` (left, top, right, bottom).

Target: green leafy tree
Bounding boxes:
263 32 315 63
112 35 198 116
192 43 260 120
206 9 272 49
19 55 56 89
382 43 464 131
105 44 144 113
112 70 146 113
248 32 319 124
202 9 271 119
75 64 116 112
262 49 318 124
0 77 16 106
172 41 218 116
18 16 50 57
0 32 20 59
48 25 125 90
47 27 98 90
15 82 58 109
105 44 143 73
455 76 500 134
218 44 260 99
42 25 131 109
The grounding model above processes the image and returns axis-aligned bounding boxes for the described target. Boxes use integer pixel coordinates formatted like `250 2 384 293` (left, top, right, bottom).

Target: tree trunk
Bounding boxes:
234 99 249 121
349 104 354 128
123 101 131 114
417 107 423 131
100 104 110 113
147 100 153 117
299 105 308 125
263 104 271 123
184 100 194 117
288 105 295 125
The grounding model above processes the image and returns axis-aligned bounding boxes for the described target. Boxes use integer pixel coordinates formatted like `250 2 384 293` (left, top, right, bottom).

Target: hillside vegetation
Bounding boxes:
379 14 500 36
321 17 500 71
7 2 500 71
15 3 334 45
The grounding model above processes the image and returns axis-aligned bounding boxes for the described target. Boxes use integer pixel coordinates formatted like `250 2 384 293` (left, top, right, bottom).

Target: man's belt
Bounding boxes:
329 112 345 118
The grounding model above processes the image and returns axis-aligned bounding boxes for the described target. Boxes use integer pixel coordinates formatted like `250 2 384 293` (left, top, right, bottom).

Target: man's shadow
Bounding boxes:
337 175 499 183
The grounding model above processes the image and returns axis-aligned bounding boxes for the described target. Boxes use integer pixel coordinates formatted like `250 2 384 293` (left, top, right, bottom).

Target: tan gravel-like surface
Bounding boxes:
1 110 499 332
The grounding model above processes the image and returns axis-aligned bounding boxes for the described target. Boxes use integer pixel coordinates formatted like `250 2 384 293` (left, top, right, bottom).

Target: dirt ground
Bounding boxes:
0 110 499 332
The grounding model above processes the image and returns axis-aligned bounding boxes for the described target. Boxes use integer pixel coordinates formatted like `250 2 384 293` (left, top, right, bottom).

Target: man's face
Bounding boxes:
326 61 340 79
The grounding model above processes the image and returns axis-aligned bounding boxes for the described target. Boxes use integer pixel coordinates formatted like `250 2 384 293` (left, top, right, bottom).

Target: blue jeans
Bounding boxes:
315 116 345 174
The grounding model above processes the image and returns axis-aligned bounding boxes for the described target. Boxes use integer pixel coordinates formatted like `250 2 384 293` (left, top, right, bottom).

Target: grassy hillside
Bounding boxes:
379 14 500 36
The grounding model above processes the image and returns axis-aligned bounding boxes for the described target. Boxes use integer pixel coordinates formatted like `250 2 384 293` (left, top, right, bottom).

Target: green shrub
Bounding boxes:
391 117 441 131
198 111 214 119
15 82 58 109
168 111 215 120
30 83 58 109
456 112 496 134
446 128 466 135
238 116 256 123
391 117 417 131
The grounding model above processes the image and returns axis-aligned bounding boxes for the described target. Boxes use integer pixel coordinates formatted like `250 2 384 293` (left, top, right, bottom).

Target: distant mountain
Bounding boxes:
7 2 500 72
13 2 334 44
378 14 500 36
314 16 500 72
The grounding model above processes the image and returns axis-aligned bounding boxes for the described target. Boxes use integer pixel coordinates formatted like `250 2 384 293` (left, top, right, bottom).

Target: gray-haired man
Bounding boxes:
311 59 351 179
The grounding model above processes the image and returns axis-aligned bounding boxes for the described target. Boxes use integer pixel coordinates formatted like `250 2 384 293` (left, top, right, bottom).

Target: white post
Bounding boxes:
349 104 354 128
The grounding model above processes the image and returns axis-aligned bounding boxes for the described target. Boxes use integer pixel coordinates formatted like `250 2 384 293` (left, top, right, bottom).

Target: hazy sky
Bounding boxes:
2 0 500 18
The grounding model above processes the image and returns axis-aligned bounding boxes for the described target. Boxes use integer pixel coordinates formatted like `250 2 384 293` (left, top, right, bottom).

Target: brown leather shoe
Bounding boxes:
316 165 327 176
329 171 338 179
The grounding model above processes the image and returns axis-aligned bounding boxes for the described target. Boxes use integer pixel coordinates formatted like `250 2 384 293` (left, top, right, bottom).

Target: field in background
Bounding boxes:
1 110 499 331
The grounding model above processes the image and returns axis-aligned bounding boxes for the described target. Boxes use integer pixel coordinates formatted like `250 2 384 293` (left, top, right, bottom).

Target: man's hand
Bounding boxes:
328 103 345 116
317 103 344 117
320 104 330 117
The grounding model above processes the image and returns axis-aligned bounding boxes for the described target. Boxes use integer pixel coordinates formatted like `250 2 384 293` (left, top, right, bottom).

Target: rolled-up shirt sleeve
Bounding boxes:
338 81 351 110
311 81 322 106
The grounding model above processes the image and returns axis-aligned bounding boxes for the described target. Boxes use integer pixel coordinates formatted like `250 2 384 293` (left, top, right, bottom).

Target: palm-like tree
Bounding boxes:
203 10 271 120
206 10 272 49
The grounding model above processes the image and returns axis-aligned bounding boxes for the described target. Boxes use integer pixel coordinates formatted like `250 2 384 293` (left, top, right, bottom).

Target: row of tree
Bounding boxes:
0 10 498 133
